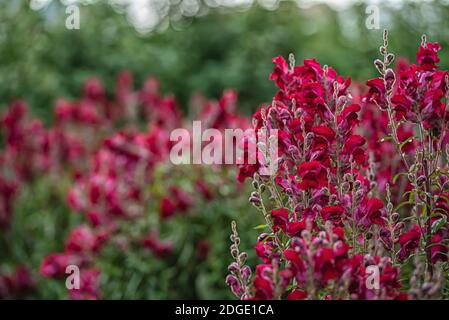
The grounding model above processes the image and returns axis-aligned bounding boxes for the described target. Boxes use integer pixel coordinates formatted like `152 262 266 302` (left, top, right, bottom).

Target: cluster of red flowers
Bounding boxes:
1 73 246 299
232 34 448 300
0 266 34 299
362 35 449 269
3 31 449 300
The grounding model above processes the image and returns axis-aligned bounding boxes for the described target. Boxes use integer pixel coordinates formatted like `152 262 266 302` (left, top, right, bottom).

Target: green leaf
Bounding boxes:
254 224 268 230
378 135 393 143
408 189 416 204
392 172 408 184
431 216 447 235
394 200 411 212
399 137 415 150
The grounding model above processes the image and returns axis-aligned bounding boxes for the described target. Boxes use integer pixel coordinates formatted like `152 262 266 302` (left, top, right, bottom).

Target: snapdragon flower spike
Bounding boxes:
252 54 384 228
366 32 449 275
226 221 252 299
1 100 51 181
235 53 412 300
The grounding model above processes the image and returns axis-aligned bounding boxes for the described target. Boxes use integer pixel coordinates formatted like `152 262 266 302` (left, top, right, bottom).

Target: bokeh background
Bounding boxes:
2 0 449 120
2 0 449 299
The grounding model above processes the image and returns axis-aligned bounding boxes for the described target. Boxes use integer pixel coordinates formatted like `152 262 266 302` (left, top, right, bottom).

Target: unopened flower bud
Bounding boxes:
394 222 405 233
278 108 291 121
252 180 259 189
226 274 238 286
337 96 348 109
379 227 390 238
257 233 269 242
312 237 323 247
343 173 353 183
320 187 330 196
238 252 247 264
241 265 252 280
416 175 426 187
301 229 311 240
422 282 433 292
342 182 350 194
391 212 400 222
249 192 261 206
386 53 395 65
226 275 242 296
305 132 314 148
329 194 338 205
354 189 365 204
387 202 394 213
374 59 385 74
228 262 239 273
385 68 396 91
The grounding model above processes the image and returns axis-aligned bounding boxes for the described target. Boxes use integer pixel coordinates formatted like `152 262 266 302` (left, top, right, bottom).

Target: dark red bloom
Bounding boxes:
253 264 274 300
320 205 345 225
416 42 441 71
65 225 96 253
285 220 307 237
366 78 386 107
297 161 328 190
398 225 422 261
159 196 177 220
342 135 366 165
271 208 289 232
357 197 386 227
430 233 448 263
287 289 307 300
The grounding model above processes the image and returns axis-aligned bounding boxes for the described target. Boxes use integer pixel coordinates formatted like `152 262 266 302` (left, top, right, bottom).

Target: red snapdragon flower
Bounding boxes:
398 225 422 261
271 208 289 232
297 161 328 190
320 205 345 225
416 42 441 71
356 197 386 228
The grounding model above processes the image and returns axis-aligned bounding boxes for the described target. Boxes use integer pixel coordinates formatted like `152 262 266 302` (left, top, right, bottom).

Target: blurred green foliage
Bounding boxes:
0 165 263 299
2 0 449 122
